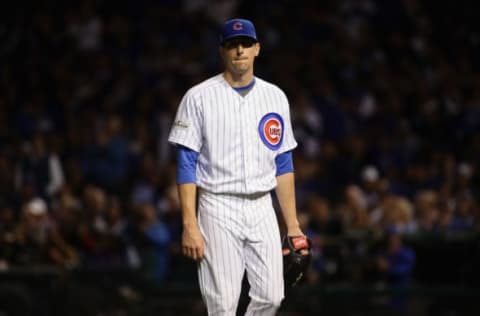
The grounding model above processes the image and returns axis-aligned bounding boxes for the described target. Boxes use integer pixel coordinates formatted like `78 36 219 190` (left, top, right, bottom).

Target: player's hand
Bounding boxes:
182 225 205 261
287 226 309 255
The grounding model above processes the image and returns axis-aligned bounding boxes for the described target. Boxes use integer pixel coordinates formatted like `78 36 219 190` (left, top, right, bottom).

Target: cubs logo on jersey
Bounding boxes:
258 112 284 150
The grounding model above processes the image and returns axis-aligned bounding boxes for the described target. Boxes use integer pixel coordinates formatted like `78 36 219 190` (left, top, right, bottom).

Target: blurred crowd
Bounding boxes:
0 0 479 288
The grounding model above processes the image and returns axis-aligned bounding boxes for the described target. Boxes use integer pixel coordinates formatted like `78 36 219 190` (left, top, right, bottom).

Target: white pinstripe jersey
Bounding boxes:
168 74 297 195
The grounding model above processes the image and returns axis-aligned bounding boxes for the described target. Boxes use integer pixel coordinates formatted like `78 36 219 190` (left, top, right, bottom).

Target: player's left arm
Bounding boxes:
275 94 304 236
276 169 311 286
275 158 304 237
276 173 303 236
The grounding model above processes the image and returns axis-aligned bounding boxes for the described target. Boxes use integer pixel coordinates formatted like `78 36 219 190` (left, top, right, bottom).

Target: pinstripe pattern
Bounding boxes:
168 73 296 315
198 190 283 316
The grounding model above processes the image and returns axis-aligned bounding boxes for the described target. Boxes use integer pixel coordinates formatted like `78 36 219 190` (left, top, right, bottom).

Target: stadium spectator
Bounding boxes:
413 190 440 234
129 202 171 284
339 185 371 233
9 198 78 266
380 196 417 236
372 228 416 313
14 133 65 203
80 115 130 194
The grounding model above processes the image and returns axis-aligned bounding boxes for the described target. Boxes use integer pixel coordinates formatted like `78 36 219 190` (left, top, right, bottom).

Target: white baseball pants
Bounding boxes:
197 190 284 316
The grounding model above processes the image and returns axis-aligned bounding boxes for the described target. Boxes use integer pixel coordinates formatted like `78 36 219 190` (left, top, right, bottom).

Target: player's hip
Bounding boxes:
198 187 271 207
196 179 277 196
197 188 275 229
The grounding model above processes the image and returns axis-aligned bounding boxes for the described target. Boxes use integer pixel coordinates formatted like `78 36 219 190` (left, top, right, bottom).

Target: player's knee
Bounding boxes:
251 292 284 310
209 303 237 315
267 296 283 309
270 293 284 308
208 294 239 315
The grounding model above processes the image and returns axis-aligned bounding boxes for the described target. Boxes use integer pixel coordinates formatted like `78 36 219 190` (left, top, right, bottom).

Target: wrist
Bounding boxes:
286 221 300 231
183 218 198 229
287 224 303 236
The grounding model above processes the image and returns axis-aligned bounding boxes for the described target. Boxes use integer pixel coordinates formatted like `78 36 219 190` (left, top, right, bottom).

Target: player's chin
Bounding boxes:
231 65 250 75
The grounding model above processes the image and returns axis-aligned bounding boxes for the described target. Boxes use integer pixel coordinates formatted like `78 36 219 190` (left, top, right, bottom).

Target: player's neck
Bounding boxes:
223 71 255 88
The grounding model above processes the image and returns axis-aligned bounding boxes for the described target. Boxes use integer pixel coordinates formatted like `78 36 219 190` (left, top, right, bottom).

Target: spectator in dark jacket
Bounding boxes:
374 227 416 313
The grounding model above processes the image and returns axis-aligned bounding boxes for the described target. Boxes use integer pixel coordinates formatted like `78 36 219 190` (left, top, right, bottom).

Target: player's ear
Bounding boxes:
254 42 260 57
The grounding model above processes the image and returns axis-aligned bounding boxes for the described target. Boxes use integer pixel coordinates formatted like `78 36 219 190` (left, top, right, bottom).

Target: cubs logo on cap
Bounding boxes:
258 112 284 150
233 22 243 31
220 18 258 44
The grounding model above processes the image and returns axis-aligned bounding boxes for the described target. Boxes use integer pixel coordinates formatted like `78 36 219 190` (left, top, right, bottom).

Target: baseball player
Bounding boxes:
168 18 306 316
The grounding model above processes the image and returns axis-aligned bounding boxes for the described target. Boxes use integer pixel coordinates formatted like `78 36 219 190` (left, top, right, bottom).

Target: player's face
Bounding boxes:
220 37 260 75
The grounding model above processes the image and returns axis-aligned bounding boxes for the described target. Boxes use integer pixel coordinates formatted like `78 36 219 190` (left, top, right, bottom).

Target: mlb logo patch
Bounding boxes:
258 112 284 150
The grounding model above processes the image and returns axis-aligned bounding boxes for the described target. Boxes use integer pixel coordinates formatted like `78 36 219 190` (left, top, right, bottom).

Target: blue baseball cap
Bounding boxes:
220 18 258 45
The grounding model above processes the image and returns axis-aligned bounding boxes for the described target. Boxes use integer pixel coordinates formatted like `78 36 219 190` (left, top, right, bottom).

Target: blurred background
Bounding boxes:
0 0 479 315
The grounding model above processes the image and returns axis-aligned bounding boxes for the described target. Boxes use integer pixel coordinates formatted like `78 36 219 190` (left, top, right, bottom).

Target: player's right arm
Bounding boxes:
178 182 204 261
175 145 204 261
168 90 204 260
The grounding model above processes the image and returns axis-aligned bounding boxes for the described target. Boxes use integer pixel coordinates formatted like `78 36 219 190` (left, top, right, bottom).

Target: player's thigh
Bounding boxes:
198 208 245 285
244 211 283 302
197 193 246 308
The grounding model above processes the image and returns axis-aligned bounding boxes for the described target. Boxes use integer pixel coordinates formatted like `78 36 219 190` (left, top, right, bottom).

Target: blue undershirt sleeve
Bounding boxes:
275 151 294 176
176 145 199 184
